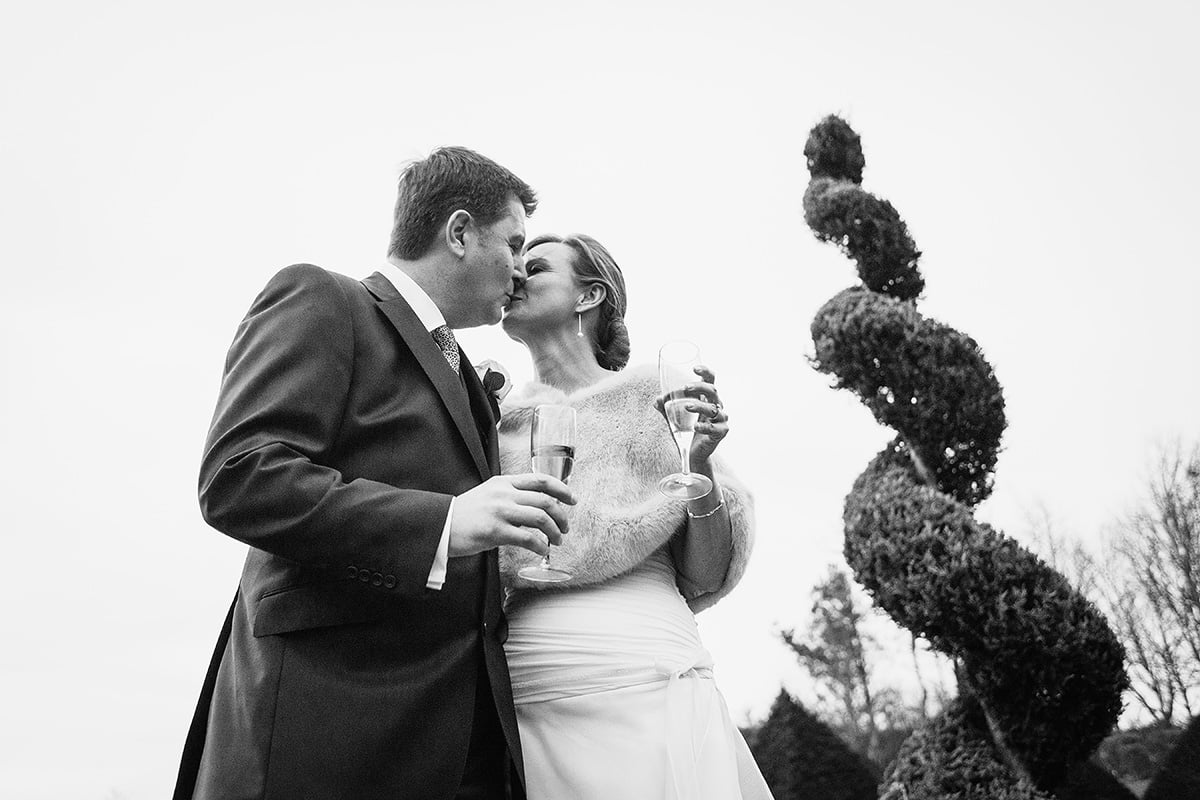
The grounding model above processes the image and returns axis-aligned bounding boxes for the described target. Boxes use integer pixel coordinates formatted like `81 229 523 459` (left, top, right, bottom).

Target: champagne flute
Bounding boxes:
518 404 576 583
657 340 714 499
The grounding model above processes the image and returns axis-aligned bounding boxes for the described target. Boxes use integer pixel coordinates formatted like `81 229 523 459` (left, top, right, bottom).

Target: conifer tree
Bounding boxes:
1143 714 1200 800
1053 759 1137 800
751 691 878 800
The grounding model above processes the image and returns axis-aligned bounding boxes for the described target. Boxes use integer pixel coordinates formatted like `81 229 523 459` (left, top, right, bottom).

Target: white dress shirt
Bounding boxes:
378 261 454 591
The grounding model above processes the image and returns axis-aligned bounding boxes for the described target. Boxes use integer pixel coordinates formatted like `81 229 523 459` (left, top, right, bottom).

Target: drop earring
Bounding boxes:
577 312 584 337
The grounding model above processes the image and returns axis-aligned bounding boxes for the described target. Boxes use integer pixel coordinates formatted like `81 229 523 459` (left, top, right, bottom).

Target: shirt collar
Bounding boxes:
379 260 448 333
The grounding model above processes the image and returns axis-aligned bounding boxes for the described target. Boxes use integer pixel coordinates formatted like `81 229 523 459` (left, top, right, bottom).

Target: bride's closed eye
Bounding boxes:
524 258 550 276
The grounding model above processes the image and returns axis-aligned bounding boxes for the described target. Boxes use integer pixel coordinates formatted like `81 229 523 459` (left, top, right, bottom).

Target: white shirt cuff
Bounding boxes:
426 497 453 590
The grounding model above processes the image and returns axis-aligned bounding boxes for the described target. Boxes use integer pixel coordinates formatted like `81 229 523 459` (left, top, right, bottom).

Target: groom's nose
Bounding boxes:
512 255 527 288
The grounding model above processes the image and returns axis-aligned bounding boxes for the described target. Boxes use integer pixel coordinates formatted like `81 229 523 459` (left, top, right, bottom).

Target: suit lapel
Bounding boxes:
462 355 501 476
362 272 491 481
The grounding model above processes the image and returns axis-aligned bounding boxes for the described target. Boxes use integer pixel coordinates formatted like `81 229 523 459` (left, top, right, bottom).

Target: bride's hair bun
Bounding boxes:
526 233 630 371
597 314 630 371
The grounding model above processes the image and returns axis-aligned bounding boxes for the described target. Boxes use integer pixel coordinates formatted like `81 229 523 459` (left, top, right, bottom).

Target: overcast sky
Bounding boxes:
3 1 1198 797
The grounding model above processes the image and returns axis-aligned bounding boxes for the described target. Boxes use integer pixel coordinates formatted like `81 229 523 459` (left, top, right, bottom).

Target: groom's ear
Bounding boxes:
575 282 607 313
445 210 471 258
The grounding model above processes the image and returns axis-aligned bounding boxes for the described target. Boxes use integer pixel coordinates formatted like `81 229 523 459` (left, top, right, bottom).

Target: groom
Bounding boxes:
174 147 572 800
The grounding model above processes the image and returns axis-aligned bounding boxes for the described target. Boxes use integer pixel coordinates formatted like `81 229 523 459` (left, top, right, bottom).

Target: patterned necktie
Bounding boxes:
431 325 460 374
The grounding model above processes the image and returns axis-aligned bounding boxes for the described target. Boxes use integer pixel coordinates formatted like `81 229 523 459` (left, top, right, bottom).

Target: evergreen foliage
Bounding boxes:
882 699 1051 800
804 114 865 183
1053 758 1138 800
802 115 921 301
811 287 1004 505
843 442 1126 781
750 691 878 800
1144 714 1200 800
804 180 924 301
1096 724 1183 784
802 115 1128 795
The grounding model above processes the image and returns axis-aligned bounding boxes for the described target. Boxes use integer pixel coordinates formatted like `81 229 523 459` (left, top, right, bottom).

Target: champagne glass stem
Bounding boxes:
679 443 690 475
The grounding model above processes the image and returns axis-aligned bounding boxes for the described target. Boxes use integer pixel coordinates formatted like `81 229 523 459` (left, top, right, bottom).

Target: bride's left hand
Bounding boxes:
655 365 729 466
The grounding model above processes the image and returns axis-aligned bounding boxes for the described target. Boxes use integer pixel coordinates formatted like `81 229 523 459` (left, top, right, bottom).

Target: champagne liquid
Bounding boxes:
663 396 699 433
663 396 698 463
531 444 575 482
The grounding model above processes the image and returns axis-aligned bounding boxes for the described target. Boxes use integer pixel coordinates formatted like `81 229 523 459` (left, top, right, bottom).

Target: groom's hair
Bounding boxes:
387 146 537 260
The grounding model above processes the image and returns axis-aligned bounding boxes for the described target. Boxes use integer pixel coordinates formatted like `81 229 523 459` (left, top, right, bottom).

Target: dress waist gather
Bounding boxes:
504 549 713 704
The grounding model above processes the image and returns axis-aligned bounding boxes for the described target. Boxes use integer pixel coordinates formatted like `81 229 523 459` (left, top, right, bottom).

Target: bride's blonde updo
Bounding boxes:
527 233 630 371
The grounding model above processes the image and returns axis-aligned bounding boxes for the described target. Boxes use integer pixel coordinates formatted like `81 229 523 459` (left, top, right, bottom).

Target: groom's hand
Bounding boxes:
449 474 575 557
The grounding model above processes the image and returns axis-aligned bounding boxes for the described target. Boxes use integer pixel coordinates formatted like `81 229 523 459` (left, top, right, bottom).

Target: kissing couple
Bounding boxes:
173 147 774 800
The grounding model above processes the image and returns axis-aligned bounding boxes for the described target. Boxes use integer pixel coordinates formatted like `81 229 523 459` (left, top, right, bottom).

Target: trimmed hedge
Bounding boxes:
1053 758 1138 800
750 691 878 800
1097 724 1184 783
843 441 1126 785
803 115 922 301
881 699 1051 800
811 287 1005 506
1144 714 1200 800
803 115 1128 795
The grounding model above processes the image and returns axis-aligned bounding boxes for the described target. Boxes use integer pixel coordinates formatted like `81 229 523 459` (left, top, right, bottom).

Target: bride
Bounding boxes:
497 233 773 799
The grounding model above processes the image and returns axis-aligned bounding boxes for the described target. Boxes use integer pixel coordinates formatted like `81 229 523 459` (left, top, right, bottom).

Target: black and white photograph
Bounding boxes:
3 2 1199 798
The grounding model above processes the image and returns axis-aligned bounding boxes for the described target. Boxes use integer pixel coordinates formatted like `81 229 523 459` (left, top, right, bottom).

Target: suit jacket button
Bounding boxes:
346 565 358 579
358 568 371 582
383 575 396 589
371 572 383 586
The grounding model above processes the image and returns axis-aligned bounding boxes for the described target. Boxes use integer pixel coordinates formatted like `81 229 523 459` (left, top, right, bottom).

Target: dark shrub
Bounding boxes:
1144 714 1200 800
750 691 878 800
1053 758 1137 800
1097 724 1183 783
882 699 1050 800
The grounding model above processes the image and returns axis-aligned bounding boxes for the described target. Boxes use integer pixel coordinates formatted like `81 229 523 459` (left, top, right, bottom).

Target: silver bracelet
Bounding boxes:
686 494 726 519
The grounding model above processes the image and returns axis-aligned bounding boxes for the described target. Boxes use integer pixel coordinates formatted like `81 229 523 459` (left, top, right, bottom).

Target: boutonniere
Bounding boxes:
474 359 512 418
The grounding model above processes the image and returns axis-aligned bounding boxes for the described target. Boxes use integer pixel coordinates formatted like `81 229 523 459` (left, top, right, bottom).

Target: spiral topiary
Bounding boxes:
803 114 1128 797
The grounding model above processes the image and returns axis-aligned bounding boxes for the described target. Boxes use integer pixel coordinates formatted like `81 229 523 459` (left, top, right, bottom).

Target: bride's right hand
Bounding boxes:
655 365 730 467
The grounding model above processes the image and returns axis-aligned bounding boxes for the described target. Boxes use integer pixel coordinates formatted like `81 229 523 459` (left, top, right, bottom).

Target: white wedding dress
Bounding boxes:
504 546 774 799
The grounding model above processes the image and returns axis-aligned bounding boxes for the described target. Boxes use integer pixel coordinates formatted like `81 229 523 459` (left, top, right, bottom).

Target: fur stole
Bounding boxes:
497 363 755 613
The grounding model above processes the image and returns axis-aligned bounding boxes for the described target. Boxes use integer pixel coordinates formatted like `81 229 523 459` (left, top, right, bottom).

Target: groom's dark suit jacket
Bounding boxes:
175 264 520 800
